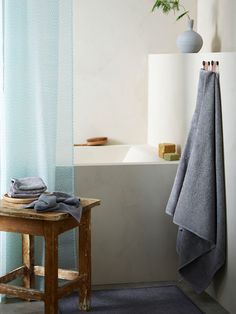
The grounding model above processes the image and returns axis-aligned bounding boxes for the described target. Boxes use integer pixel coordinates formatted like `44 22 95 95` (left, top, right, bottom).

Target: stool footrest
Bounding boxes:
0 266 27 284
58 274 87 299
34 265 80 281
0 283 44 301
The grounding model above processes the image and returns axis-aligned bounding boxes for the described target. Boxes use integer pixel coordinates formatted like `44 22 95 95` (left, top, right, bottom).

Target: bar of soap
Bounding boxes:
163 153 180 161
158 143 176 158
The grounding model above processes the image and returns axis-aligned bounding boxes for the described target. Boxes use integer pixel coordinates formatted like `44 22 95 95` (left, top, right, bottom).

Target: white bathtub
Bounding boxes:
74 144 179 285
74 144 176 165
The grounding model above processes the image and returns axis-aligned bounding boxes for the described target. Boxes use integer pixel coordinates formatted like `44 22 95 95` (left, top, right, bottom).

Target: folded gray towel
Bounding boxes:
166 70 226 293
8 177 47 198
10 177 47 191
24 192 82 222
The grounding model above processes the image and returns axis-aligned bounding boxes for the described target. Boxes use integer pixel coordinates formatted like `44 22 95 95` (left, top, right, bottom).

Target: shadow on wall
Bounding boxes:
211 0 236 52
210 259 228 298
211 0 221 52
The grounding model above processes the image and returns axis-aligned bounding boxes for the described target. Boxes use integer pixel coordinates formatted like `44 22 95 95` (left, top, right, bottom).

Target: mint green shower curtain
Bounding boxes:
0 0 74 301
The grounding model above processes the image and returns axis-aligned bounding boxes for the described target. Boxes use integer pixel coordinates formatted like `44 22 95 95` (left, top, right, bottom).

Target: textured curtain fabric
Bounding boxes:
0 0 74 301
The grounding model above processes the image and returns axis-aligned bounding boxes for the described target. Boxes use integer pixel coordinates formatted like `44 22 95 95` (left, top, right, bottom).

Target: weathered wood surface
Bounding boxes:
0 197 100 312
22 234 35 292
0 283 44 300
34 265 80 281
0 216 44 235
57 274 87 299
79 208 92 311
0 198 100 221
0 266 26 284
44 222 58 314
56 216 81 235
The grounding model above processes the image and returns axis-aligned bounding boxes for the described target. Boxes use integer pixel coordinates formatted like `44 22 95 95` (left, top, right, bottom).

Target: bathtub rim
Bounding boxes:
73 160 179 166
73 144 180 166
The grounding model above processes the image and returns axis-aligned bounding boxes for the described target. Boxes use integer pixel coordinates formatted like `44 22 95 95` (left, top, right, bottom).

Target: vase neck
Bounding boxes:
187 19 194 31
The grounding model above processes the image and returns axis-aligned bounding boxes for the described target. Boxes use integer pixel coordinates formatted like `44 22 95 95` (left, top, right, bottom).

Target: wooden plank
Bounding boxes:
81 198 101 209
34 265 79 281
57 275 87 299
79 208 92 311
0 216 44 235
56 199 101 235
0 199 100 221
44 221 58 314
56 216 80 235
0 203 69 221
0 266 26 284
22 234 35 291
0 283 44 300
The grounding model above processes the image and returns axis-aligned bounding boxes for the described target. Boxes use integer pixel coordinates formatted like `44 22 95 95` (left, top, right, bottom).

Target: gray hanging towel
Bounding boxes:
166 70 226 293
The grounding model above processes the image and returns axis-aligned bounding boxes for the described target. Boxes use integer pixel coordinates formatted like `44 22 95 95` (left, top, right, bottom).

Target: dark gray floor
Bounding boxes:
0 281 230 314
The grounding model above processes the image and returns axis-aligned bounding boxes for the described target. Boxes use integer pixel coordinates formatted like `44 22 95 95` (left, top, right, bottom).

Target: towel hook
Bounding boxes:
202 60 219 73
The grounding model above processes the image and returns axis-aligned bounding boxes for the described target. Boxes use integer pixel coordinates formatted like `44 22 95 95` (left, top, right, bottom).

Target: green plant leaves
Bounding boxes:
151 0 189 21
152 0 179 13
176 10 189 21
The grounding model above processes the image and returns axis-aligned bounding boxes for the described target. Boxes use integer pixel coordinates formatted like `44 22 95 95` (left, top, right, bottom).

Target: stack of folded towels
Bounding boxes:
8 177 47 199
3 177 82 222
2 177 47 209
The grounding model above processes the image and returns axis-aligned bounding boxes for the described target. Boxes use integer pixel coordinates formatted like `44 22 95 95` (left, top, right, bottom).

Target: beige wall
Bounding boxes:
198 0 236 52
73 0 197 145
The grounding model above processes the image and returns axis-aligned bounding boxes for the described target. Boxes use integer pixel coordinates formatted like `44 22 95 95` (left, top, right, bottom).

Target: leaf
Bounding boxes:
170 0 179 10
176 10 189 20
152 0 172 13
151 0 162 12
151 0 188 19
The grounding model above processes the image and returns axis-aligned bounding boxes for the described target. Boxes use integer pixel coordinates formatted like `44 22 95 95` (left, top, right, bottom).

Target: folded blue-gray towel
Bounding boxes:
166 70 226 293
24 192 82 222
8 177 47 198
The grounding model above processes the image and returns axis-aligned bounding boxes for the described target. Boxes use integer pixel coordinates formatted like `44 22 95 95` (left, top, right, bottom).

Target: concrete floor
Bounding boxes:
0 281 230 314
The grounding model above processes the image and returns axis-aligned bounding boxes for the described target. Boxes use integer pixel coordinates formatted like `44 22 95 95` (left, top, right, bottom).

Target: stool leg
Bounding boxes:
44 223 58 314
22 234 35 293
79 209 91 311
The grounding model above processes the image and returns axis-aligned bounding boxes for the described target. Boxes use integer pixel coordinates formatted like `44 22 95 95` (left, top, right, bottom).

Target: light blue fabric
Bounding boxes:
0 0 74 301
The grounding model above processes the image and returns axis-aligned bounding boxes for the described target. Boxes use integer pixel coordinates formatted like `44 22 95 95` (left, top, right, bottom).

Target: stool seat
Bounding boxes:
0 197 100 314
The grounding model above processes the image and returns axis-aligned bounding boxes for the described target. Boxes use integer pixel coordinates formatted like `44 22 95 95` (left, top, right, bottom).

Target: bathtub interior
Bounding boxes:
74 144 172 164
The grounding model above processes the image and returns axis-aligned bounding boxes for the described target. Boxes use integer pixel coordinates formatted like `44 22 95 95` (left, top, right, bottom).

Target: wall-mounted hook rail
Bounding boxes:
202 60 219 73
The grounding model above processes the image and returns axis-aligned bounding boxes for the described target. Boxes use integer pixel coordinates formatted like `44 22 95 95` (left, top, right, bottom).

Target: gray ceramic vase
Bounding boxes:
176 19 203 53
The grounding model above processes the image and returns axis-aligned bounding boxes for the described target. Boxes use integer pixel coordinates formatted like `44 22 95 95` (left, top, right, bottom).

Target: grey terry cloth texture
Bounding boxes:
24 192 82 222
166 70 226 293
8 177 47 198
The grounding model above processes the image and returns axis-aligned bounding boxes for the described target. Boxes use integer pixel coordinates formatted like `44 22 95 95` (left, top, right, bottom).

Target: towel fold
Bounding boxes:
24 192 82 222
8 177 47 198
166 70 226 293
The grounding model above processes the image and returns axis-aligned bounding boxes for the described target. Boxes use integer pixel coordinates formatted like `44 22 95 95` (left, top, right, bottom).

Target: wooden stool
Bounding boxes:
0 198 100 314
